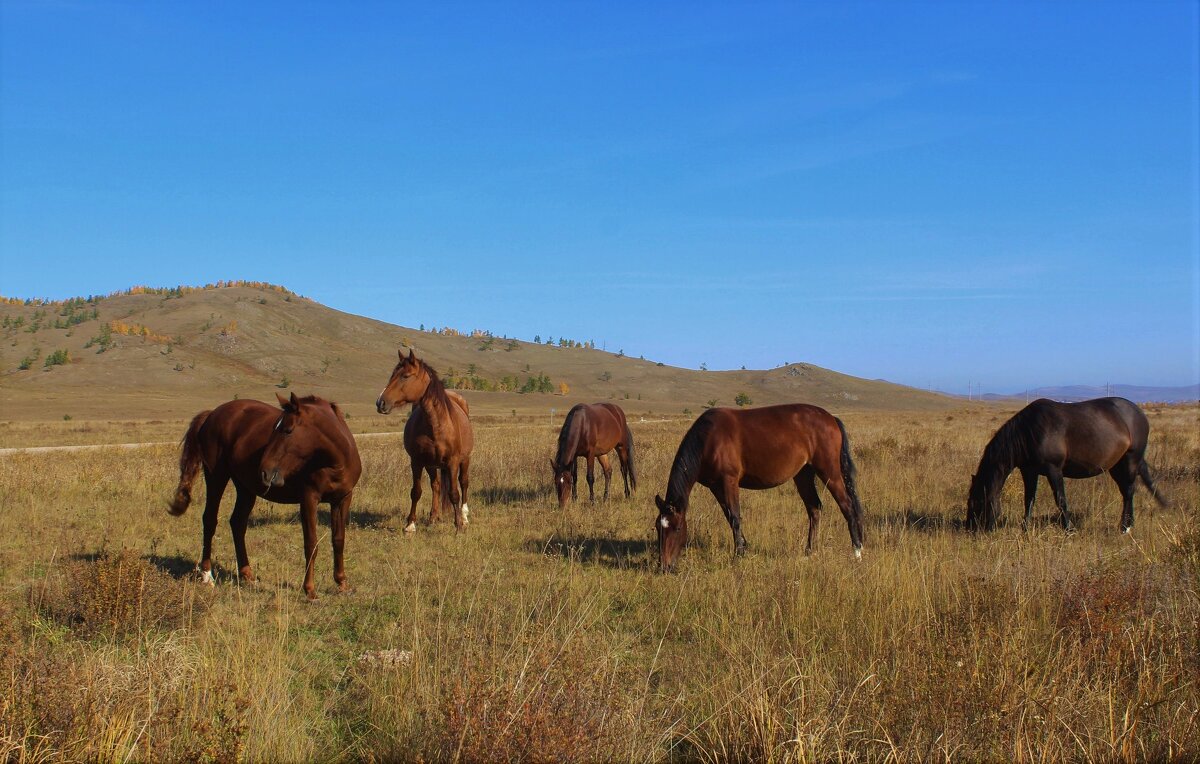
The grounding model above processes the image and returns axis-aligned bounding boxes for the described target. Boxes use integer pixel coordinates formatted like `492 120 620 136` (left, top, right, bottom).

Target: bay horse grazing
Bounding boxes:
966 397 1168 533
169 393 362 600
550 403 637 508
376 349 474 533
655 404 864 572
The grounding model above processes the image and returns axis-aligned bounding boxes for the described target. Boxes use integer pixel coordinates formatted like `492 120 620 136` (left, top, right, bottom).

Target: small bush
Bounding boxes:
35 549 208 639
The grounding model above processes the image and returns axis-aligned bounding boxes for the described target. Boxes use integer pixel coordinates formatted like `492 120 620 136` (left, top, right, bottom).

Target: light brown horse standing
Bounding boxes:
376 349 474 532
655 404 864 572
550 402 636 508
169 393 362 599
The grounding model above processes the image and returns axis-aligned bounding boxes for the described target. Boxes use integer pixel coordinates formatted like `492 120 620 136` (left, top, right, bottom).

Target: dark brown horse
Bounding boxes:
376 349 474 532
655 404 864 572
550 402 636 508
966 397 1168 533
169 393 362 599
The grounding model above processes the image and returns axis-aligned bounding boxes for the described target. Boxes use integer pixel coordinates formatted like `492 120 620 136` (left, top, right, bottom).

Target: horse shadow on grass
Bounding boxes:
524 536 653 570
67 550 199 580
477 485 548 505
247 506 391 529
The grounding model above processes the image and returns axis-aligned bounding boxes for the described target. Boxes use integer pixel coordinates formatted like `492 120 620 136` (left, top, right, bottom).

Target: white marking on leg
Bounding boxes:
461 504 469 524
199 568 215 586
404 521 417 533
1122 526 1132 535
853 547 862 560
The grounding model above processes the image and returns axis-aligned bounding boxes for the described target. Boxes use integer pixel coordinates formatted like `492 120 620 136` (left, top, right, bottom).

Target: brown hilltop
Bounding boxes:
0 283 956 422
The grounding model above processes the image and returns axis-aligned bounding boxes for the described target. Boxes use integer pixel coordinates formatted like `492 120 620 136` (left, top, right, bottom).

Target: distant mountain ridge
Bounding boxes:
976 384 1199 404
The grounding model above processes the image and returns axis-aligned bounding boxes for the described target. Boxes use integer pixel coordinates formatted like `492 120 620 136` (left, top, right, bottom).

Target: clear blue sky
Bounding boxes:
2 1 1197 394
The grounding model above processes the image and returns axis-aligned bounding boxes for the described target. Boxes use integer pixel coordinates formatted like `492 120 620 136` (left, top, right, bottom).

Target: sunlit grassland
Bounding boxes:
1 404 1198 762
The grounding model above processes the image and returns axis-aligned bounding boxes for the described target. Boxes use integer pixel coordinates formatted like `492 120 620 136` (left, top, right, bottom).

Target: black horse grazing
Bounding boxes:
966 397 1168 533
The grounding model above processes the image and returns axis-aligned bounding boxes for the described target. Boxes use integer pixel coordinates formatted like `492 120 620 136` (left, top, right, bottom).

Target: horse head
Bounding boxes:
965 473 998 532
549 459 573 509
376 348 430 414
261 392 314 489
654 494 688 573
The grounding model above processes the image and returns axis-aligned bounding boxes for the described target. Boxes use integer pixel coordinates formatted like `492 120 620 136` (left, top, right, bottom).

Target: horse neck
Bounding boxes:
555 409 585 466
665 438 701 511
976 427 1024 493
416 371 454 442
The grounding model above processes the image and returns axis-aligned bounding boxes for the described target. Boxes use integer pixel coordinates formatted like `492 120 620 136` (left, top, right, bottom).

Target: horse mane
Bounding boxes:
414 357 454 412
666 413 713 506
976 404 1046 482
555 405 585 467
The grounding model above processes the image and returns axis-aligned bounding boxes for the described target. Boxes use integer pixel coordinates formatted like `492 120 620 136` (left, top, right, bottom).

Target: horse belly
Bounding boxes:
1062 461 1106 479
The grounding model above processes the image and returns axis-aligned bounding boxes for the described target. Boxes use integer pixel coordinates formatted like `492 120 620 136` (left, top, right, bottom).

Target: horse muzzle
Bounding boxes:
261 469 283 488
376 396 391 415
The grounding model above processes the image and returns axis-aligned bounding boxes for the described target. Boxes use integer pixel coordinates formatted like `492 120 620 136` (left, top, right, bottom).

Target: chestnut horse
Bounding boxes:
169 393 361 599
655 404 864 572
966 397 1167 533
376 349 474 532
550 402 637 508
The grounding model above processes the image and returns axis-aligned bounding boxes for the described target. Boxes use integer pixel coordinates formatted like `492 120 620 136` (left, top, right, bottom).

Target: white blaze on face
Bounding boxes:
660 516 670 530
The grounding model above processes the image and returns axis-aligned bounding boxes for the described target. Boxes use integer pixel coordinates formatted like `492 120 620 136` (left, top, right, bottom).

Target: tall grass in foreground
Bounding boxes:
0 405 1197 761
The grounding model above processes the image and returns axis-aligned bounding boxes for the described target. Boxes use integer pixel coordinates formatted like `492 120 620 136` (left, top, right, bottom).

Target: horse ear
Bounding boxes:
275 392 290 409
398 348 405 360
655 494 667 511
549 459 556 471
289 392 300 408
407 348 416 361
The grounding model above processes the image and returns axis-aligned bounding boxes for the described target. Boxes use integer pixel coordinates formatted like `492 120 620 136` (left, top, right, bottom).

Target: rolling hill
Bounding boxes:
0 283 957 422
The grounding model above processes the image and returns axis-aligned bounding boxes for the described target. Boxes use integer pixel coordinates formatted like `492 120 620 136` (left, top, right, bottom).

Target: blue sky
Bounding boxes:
2 1 1197 394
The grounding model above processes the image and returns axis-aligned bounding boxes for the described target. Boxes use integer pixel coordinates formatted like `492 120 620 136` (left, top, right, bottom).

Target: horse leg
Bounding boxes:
330 492 351 592
228 485 257 583
198 468 229 585
458 459 471 526
615 442 632 497
597 453 613 501
794 466 822 555
300 491 320 600
1110 456 1138 534
585 454 597 502
571 459 579 501
447 462 466 532
712 477 748 556
405 462 422 533
1020 467 1039 530
429 467 443 523
1045 465 1074 532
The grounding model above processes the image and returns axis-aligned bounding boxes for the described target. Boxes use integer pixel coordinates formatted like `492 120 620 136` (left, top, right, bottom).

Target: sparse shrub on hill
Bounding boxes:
735 392 753 407
42 348 69 368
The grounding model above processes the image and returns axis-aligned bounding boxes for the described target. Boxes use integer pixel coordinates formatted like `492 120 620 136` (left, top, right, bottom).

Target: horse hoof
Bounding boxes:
1121 526 1132 535
853 547 863 561
197 568 216 586
404 522 417 534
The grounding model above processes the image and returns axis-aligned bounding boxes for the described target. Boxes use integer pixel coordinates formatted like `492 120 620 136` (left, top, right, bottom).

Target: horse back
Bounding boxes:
700 404 840 488
200 398 279 470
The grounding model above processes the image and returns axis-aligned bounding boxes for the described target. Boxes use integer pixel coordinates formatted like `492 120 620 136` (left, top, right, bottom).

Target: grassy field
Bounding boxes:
1 404 1198 762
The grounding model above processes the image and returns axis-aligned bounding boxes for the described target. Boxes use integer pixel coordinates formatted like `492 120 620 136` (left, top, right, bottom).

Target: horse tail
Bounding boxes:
1138 460 1169 507
835 417 865 539
623 422 637 492
169 409 211 516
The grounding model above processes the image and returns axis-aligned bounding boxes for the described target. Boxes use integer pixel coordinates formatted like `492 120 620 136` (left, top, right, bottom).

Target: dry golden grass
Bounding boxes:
0 404 1197 762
